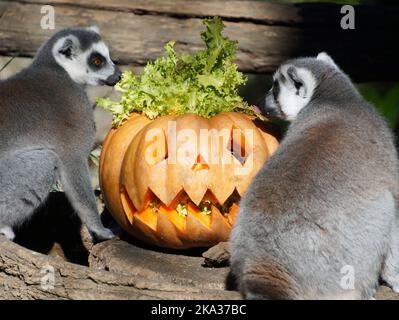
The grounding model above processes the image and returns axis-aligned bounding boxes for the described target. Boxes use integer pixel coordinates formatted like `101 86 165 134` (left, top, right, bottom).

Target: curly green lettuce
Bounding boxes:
97 16 255 127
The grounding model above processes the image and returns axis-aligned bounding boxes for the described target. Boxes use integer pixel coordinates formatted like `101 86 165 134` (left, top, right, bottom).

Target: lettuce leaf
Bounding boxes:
97 17 255 127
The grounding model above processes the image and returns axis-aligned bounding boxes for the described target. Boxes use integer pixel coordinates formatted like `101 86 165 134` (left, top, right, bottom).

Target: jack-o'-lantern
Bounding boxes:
97 16 280 248
99 112 278 248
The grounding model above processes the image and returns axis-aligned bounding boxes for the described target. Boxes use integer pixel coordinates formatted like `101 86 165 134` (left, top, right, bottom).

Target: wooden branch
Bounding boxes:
1 234 398 300
0 236 240 299
89 239 234 292
0 0 398 81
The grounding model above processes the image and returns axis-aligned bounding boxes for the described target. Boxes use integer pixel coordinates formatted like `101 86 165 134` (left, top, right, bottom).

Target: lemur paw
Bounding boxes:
0 226 15 241
90 227 115 243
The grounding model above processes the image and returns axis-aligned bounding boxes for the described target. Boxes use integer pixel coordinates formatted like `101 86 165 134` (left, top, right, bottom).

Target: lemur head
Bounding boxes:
35 26 121 86
260 52 343 121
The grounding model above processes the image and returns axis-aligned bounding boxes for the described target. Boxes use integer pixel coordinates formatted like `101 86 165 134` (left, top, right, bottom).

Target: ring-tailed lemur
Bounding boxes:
0 26 121 242
230 52 399 299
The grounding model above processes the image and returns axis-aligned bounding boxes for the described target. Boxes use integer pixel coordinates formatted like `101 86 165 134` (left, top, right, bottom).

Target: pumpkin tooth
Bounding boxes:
159 205 187 232
156 210 185 247
132 216 161 244
184 184 208 206
185 209 218 243
133 206 158 231
210 205 231 240
168 190 187 209
210 183 235 205
148 164 183 207
187 202 212 229
227 203 239 225
120 188 136 225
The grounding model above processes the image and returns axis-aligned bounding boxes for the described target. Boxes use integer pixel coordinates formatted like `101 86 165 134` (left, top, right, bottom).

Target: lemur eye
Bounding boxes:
272 81 279 98
293 80 303 90
93 57 102 67
89 53 105 69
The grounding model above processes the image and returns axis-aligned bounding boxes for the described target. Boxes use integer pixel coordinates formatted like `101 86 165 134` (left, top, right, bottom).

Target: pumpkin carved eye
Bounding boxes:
228 126 248 165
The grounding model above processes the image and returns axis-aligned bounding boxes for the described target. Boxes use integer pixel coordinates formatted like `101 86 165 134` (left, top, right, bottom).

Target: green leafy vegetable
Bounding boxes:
97 16 255 127
176 203 188 217
199 200 212 215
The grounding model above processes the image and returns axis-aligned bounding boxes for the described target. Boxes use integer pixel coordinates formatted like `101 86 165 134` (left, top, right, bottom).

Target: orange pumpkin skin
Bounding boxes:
100 112 279 249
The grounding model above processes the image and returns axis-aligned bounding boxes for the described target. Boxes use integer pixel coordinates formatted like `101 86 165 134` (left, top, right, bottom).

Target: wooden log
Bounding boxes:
0 236 240 299
0 0 398 81
89 238 233 291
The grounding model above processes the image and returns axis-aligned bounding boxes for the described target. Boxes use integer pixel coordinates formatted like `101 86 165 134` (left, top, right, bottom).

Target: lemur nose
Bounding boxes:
114 67 122 81
105 67 122 86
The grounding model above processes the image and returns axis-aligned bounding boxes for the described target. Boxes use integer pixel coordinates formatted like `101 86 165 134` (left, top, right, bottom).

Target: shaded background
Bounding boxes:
243 0 399 136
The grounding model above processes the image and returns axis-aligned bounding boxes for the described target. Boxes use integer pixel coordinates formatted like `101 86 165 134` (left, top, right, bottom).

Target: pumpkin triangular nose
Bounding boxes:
191 154 210 171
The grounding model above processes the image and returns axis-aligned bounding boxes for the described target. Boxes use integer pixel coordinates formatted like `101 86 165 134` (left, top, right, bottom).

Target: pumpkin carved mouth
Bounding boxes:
120 188 239 234
99 112 278 249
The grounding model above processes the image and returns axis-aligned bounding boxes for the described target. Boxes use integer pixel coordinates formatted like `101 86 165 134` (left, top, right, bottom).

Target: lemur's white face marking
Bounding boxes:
52 34 120 86
263 64 317 121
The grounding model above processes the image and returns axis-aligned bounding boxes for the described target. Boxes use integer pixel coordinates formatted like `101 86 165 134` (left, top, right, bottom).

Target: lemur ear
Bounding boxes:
317 52 339 70
87 25 100 34
58 36 79 59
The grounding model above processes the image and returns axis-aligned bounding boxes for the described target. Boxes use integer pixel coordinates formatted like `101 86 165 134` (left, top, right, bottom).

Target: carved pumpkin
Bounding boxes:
99 112 278 249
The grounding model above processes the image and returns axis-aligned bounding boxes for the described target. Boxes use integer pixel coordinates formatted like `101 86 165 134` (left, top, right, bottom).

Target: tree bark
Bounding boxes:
0 236 240 299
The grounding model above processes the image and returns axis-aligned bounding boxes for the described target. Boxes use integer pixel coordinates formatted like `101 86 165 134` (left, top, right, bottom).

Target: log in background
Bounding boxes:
0 0 398 81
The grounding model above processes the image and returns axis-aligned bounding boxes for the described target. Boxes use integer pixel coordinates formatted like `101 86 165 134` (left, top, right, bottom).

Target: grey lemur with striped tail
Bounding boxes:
230 53 399 299
0 26 121 242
